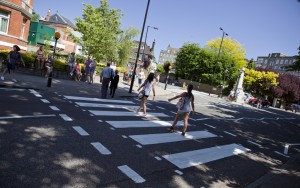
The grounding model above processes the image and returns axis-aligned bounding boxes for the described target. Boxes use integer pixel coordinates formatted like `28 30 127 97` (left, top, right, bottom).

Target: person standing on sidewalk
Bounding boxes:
84 56 92 83
44 54 53 78
1 45 24 82
35 46 44 71
68 52 76 76
168 84 195 136
89 59 96 84
109 70 119 98
136 72 156 116
138 69 144 87
100 62 114 98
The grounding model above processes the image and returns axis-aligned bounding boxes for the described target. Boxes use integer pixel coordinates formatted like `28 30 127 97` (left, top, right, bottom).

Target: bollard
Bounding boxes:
284 144 289 155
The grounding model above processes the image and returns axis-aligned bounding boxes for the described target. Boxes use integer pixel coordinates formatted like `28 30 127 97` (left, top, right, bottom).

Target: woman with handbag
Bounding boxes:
168 84 195 136
136 72 156 116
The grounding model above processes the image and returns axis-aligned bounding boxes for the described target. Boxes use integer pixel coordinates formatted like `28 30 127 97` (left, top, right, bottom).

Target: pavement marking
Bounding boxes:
197 118 210 121
33 93 42 97
82 109 86 111
106 120 184 128
69 101 73 103
98 120 103 122
129 131 217 145
41 99 50 103
163 143 249 169
155 156 162 161
274 151 290 158
189 118 196 121
0 114 55 120
122 135 128 138
247 140 263 148
91 142 112 155
90 114 94 116
90 111 169 117
64 95 134 104
174 170 183 175
0 88 25 91
156 106 165 110
49 106 60 111
110 127 115 130
118 165 145 183
28 89 38 93
224 131 237 137
75 102 145 110
136 144 143 148
75 105 79 107
59 114 73 121
72 126 89 136
204 124 216 129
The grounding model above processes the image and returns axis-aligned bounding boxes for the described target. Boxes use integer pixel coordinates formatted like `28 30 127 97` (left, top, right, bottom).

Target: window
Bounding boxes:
20 18 27 39
276 59 279 64
0 10 9 34
280 59 284 64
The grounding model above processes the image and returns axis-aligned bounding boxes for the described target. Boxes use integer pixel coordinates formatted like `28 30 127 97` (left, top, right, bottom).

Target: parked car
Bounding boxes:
244 93 254 103
286 103 300 113
249 98 270 108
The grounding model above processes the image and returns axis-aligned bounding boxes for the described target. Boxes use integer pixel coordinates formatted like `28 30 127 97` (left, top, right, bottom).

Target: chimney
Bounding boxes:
45 9 51 21
151 39 156 55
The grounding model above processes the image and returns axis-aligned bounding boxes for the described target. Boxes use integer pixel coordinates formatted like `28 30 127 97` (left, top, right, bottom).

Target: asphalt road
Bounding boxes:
0 87 299 188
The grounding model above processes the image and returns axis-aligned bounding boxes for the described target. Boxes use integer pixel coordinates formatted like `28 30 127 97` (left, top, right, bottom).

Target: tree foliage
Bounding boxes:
246 58 256 70
244 68 279 97
118 26 139 67
75 0 123 62
285 46 300 71
31 12 39 22
272 73 300 102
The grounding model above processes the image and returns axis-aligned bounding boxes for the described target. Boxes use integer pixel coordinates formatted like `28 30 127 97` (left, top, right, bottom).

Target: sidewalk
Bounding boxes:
0 71 173 100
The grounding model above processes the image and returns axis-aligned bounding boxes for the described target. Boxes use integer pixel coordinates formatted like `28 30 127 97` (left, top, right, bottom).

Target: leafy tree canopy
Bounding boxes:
285 46 300 71
272 73 300 102
244 68 279 97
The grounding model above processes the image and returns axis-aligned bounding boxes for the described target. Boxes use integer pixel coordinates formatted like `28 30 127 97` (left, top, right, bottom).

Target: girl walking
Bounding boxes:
137 72 156 115
168 84 195 136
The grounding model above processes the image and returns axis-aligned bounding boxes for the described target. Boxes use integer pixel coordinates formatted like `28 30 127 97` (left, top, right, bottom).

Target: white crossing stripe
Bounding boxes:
155 156 162 161
72 126 89 136
0 114 55 120
224 131 237 137
90 111 168 117
106 120 183 128
59 114 73 121
49 106 60 111
91 142 112 155
156 106 165 110
204 124 216 129
41 99 50 103
75 102 145 110
247 140 263 148
118 165 145 183
129 131 217 145
34 93 42 97
163 143 249 169
136 144 143 148
175 170 183 175
64 95 134 104
274 151 290 158
29 89 38 93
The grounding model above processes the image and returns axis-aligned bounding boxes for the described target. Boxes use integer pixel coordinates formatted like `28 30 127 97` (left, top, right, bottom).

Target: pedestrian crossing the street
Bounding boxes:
63 95 250 182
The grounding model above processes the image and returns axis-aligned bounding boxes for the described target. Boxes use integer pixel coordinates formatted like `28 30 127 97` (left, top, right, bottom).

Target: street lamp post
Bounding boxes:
220 69 228 97
142 25 158 62
209 27 228 95
129 0 151 93
47 32 61 87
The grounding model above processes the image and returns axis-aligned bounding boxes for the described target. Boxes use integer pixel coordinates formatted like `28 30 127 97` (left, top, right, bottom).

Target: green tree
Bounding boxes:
244 68 279 97
246 58 256 70
31 12 39 22
156 64 164 73
118 26 139 67
285 46 300 71
75 0 123 62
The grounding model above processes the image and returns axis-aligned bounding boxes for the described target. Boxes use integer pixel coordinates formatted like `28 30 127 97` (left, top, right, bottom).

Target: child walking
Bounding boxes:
168 84 195 136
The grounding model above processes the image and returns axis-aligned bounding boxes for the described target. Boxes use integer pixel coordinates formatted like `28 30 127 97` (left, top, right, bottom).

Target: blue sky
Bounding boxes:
33 0 300 60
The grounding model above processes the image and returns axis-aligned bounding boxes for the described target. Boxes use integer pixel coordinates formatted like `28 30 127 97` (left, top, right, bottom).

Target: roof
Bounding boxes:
48 13 75 29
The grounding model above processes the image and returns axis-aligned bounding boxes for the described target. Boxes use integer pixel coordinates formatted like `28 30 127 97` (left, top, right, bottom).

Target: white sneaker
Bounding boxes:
70 72 73 76
0 76 4 80
12 79 17 82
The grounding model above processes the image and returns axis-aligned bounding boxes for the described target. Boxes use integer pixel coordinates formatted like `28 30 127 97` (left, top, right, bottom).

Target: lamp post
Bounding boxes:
209 27 228 95
220 69 228 97
129 0 151 93
47 32 61 87
142 25 158 62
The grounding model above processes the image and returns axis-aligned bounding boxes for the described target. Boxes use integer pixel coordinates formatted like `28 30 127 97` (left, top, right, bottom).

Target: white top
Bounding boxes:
138 72 144 79
143 81 153 96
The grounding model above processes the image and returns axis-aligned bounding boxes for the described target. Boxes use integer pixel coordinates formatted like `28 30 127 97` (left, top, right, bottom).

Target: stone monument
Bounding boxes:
235 67 245 104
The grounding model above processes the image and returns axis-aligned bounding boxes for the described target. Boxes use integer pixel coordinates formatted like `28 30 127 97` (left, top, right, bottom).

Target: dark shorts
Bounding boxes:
144 95 149 98
138 78 142 84
7 63 16 70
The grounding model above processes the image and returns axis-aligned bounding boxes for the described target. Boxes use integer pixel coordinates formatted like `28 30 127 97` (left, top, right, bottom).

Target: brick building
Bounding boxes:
0 0 33 51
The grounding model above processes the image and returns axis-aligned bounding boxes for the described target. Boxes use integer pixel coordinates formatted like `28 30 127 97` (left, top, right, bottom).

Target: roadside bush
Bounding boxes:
0 50 9 61
22 52 35 68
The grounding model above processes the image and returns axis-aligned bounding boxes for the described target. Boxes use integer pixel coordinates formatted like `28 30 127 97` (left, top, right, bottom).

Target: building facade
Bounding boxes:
158 44 180 65
0 0 33 51
256 53 298 74
40 10 82 55
128 40 155 66
27 21 55 45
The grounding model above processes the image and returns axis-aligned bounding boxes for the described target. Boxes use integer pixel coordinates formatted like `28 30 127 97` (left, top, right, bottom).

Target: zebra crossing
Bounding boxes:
64 95 249 182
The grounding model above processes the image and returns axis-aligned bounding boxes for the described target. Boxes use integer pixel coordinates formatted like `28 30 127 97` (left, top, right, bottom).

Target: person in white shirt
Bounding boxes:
100 62 115 98
138 69 144 87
